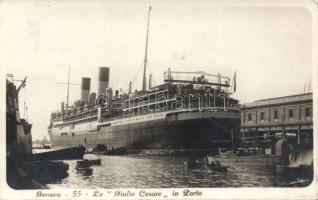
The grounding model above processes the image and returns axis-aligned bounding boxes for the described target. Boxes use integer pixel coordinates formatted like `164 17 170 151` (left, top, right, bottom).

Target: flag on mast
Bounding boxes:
233 71 237 93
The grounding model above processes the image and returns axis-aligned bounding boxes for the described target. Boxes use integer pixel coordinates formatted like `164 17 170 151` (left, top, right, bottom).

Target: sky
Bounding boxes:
0 0 313 140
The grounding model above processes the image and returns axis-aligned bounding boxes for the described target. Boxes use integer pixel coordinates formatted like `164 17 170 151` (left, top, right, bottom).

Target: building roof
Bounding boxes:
242 93 313 108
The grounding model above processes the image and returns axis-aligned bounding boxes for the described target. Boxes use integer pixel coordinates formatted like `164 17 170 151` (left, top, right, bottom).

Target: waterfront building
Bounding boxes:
240 93 313 149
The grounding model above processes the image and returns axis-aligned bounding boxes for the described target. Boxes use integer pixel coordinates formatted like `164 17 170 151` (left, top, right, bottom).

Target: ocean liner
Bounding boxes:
48 7 241 150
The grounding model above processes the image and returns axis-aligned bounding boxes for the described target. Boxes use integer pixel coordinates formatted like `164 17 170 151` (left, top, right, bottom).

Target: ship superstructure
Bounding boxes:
48 67 240 150
48 7 241 150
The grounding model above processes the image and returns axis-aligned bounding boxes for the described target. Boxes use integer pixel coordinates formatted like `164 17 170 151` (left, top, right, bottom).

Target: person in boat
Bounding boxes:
210 159 221 168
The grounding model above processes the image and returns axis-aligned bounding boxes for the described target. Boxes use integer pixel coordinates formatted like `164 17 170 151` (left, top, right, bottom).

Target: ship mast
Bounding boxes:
142 6 152 91
56 65 80 111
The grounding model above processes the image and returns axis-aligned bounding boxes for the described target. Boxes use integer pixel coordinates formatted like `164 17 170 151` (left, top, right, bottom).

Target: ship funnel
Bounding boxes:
81 77 91 102
98 67 110 96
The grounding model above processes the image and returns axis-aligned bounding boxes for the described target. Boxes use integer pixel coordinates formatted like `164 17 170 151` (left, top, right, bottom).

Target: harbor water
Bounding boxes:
45 154 312 189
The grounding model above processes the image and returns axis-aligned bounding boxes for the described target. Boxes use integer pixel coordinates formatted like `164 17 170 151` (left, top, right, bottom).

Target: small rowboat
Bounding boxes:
208 159 228 173
76 167 93 176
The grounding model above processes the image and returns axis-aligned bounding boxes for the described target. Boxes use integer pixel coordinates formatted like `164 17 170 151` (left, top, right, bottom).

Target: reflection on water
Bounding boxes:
47 154 311 189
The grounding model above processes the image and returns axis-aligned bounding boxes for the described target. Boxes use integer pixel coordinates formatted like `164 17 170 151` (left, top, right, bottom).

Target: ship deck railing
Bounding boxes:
52 106 240 127
52 100 240 125
103 106 240 121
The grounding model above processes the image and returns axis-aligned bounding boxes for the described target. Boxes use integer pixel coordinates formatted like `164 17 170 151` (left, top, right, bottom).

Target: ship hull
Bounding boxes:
49 110 240 150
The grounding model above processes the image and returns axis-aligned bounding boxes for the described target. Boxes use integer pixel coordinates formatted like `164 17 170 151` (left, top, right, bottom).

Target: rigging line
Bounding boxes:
146 61 159 86
22 83 27 120
208 118 231 134
152 76 157 87
131 64 144 84
23 90 25 119
112 68 120 89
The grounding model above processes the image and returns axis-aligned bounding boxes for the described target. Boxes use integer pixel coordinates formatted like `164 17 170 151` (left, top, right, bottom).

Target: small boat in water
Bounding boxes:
103 147 128 156
185 155 208 169
76 167 93 176
184 160 202 169
76 159 101 168
209 166 228 173
208 163 228 173
206 157 228 173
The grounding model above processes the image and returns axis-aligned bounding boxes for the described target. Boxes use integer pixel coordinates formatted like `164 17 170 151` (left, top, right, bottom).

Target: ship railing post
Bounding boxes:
207 89 214 111
217 94 227 111
188 94 193 110
204 93 209 111
97 107 101 122
213 89 216 111
198 95 201 111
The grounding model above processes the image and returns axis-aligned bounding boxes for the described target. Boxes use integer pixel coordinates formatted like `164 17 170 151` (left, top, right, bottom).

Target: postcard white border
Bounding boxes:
0 0 317 199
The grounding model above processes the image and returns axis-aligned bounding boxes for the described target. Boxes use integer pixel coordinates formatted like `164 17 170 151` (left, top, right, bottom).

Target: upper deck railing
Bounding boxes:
164 70 230 87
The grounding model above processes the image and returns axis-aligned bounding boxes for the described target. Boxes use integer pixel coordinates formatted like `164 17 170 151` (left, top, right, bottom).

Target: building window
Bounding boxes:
274 110 278 119
288 109 293 118
305 107 310 118
248 113 252 122
260 112 264 120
